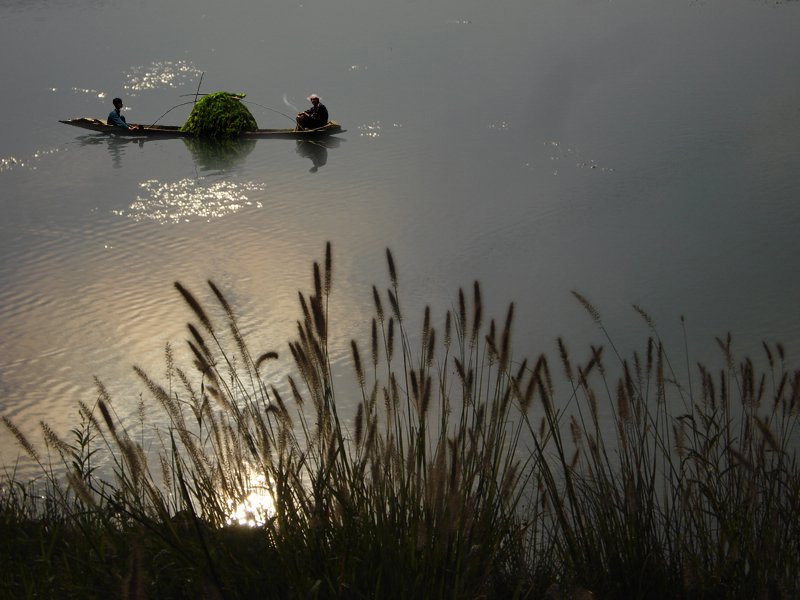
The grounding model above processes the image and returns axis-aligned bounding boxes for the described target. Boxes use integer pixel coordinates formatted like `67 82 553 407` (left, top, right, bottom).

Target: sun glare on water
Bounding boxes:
226 473 276 527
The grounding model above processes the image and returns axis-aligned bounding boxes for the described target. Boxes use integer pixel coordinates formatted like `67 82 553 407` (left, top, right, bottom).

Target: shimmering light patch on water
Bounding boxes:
113 178 265 224
358 121 382 138
226 473 275 527
123 60 203 93
488 121 510 130
545 141 615 174
0 148 62 173
70 87 106 98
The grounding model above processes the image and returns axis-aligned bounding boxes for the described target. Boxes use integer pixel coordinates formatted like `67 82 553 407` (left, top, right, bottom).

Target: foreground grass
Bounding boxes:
2 244 799 599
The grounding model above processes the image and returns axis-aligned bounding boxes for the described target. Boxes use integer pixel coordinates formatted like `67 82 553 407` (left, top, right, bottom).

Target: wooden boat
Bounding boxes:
59 117 345 139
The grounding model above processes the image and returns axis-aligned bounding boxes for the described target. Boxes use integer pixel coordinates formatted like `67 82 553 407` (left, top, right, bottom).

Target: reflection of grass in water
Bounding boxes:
2 244 799 598
183 137 257 172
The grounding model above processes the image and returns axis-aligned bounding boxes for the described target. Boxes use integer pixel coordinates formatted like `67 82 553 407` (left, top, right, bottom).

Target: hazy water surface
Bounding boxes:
2 0 799 471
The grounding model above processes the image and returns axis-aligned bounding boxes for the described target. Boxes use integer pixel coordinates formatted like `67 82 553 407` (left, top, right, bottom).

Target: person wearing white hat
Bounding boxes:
296 94 329 130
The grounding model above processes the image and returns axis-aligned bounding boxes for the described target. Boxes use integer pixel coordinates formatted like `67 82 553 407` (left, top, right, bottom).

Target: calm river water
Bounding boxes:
2 0 799 472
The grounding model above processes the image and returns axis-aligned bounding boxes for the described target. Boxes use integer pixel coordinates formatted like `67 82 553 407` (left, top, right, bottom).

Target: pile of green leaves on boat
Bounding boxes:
179 91 258 138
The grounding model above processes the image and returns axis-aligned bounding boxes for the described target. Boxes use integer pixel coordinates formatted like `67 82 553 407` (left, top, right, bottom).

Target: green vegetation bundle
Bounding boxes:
180 92 258 139
2 244 799 598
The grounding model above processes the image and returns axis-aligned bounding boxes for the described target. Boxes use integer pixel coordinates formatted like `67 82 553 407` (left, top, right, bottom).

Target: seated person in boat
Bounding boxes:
296 94 328 130
107 97 138 130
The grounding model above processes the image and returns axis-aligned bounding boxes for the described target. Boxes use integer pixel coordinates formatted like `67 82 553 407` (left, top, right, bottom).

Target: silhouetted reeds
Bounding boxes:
1 244 799 598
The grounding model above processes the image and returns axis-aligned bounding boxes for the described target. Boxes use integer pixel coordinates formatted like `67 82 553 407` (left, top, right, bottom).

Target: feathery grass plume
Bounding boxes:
499 302 514 373
587 388 599 425
134 365 185 430
324 241 332 295
633 303 656 330
187 323 214 364
484 319 498 365
97 399 117 436
355 402 364 448
558 337 573 381
472 281 483 343
313 261 322 300
520 370 536 414
2 416 40 463
458 287 467 337
673 420 687 458
94 375 113 406
387 317 395 362
40 422 71 458
455 357 466 385
716 333 734 370
386 247 398 286
287 375 305 407
351 340 365 388
444 310 452 349
585 345 604 378
388 288 401 321
421 375 432 418
297 291 311 326
372 285 384 323
577 365 588 390
572 290 601 324
207 279 234 319
422 305 431 350
209 280 252 365
426 329 436 368
66 469 98 508
270 387 292 428
410 370 420 407
188 341 210 379
78 400 103 437
165 340 175 383
656 342 665 403
371 318 379 368
617 379 631 423
311 295 327 342
790 372 800 414
255 351 279 371
175 281 214 333
569 415 582 446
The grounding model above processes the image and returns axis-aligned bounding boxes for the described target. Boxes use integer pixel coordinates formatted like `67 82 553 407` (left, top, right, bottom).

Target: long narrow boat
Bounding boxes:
59 117 345 139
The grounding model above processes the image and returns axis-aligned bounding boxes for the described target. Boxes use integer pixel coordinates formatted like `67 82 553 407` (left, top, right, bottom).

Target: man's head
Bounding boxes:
113 98 123 110
307 94 320 106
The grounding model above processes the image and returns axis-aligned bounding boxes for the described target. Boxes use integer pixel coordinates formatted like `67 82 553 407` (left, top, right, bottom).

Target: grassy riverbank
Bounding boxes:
2 244 799 598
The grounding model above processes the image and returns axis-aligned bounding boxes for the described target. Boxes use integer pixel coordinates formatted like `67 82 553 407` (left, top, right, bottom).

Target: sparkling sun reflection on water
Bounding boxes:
112 178 265 223
226 473 276 527
123 60 203 93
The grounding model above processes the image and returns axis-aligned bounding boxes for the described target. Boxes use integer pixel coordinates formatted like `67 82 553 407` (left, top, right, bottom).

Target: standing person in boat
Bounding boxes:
296 94 328 130
107 97 139 130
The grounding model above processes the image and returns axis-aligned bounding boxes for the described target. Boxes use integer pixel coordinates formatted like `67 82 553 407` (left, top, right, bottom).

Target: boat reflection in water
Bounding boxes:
182 137 257 173
296 137 343 173
77 132 344 173
77 134 145 169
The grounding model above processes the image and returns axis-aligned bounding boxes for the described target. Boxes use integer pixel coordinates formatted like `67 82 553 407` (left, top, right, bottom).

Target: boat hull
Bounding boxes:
59 118 345 139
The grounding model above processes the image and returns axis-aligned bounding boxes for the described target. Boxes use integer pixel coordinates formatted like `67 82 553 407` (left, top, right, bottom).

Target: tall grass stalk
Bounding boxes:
2 244 799 598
